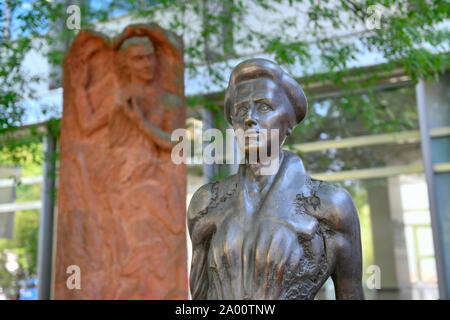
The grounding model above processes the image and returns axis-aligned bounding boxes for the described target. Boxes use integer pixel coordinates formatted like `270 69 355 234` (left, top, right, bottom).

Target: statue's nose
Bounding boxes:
244 116 257 127
244 106 257 127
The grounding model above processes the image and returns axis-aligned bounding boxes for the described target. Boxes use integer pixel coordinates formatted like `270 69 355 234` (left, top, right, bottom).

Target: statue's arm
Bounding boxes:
68 57 109 136
189 240 209 300
162 93 185 133
114 95 174 150
187 184 216 300
74 90 109 135
328 188 365 300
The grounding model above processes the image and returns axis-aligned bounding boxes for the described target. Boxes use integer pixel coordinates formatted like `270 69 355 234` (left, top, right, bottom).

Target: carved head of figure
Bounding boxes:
117 36 156 85
224 58 308 160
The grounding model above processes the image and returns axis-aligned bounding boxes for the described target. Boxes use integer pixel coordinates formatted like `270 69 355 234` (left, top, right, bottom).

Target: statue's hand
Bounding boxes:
115 94 139 120
116 94 173 148
125 96 140 118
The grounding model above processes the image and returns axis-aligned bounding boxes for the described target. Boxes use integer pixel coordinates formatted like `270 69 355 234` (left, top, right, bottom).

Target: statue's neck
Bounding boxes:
245 151 284 190
130 75 152 87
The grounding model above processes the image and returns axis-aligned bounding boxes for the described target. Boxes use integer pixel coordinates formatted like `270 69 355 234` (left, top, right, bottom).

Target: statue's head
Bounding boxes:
118 36 156 84
224 58 307 158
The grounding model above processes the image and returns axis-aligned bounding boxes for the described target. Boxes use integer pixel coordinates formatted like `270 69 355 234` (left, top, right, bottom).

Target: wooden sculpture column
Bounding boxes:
54 24 187 299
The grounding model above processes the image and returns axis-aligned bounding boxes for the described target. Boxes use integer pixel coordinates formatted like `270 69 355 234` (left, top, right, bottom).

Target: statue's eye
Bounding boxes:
237 107 248 117
257 103 272 113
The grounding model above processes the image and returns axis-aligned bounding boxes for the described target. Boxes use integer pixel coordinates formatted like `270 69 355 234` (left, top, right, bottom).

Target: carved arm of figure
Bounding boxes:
114 94 174 151
69 58 109 136
326 187 365 300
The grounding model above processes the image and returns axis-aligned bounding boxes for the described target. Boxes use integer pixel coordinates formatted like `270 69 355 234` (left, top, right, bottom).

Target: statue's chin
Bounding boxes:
139 76 153 82
243 144 275 163
130 75 154 86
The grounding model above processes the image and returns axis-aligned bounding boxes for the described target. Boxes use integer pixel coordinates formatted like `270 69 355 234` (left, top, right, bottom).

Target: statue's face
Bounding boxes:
231 78 295 159
126 44 156 83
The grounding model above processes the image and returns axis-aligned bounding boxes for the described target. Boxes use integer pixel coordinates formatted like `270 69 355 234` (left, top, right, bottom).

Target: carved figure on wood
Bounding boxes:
55 24 187 299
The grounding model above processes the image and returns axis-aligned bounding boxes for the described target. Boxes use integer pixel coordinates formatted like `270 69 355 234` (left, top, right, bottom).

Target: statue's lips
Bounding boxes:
244 130 262 138
244 130 266 145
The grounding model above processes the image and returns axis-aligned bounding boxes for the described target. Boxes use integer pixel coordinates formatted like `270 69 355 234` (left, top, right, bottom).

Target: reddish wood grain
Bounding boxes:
54 24 187 299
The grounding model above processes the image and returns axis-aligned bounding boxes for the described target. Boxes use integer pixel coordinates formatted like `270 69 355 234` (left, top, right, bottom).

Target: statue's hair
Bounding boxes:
119 36 154 53
224 58 307 126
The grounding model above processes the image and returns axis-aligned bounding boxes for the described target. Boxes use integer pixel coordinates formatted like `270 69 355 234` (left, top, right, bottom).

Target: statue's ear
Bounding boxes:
286 127 293 137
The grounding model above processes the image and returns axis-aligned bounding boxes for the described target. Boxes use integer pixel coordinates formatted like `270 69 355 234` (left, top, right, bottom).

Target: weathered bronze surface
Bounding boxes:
188 59 364 300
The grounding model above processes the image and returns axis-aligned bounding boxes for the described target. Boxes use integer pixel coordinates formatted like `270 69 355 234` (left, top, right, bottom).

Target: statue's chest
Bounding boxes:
211 206 324 262
207 204 330 299
209 178 325 251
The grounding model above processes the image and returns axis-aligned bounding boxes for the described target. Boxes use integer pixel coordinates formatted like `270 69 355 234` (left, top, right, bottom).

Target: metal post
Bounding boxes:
37 129 57 300
415 79 448 299
202 108 215 182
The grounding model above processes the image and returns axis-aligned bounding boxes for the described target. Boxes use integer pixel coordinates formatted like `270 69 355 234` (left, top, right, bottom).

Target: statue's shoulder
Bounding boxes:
188 182 217 220
313 179 359 234
188 174 238 222
282 150 358 232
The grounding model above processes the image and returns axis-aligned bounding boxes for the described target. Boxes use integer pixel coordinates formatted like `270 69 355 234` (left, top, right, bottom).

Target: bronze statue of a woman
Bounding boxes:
188 59 364 300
